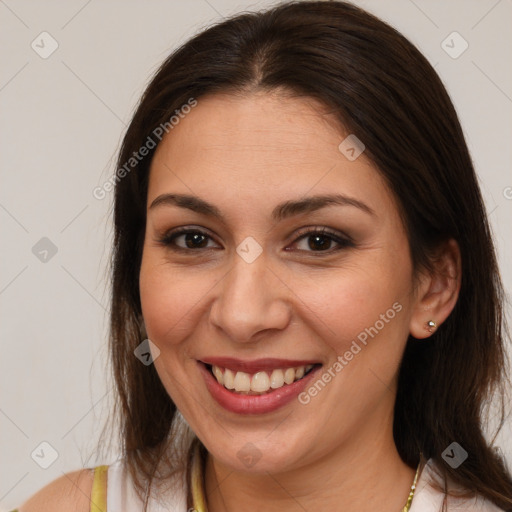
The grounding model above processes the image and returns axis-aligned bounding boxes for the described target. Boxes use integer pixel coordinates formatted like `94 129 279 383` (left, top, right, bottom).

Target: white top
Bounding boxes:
106 456 505 511
408 460 504 512
106 458 187 512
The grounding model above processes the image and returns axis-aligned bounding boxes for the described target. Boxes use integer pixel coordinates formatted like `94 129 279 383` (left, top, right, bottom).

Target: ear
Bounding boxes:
409 238 461 339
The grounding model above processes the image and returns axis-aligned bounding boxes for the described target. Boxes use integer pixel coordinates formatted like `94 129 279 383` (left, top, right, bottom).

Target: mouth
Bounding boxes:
206 363 318 395
197 358 322 414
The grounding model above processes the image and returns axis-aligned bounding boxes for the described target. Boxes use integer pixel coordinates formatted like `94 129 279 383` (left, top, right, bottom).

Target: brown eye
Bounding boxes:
158 228 219 251
290 227 353 254
179 232 209 249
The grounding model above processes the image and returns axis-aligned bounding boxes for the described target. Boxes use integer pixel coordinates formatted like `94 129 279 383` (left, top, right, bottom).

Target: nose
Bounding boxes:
209 250 291 343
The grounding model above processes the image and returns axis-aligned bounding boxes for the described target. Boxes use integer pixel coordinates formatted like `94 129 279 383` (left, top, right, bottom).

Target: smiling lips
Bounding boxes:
198 358 322 414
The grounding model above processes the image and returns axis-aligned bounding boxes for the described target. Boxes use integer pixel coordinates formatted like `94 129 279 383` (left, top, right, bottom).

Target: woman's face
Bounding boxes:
139 91 419 474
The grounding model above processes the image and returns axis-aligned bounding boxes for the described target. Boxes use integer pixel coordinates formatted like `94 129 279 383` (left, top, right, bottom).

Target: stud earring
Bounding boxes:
426 320 437 333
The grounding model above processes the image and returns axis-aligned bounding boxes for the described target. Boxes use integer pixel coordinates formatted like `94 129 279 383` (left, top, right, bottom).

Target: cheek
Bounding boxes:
294 262 411 355
139 252 215 345
291 268 412 424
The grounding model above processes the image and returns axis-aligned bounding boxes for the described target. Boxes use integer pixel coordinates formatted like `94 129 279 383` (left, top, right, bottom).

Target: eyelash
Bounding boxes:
156 226 354 255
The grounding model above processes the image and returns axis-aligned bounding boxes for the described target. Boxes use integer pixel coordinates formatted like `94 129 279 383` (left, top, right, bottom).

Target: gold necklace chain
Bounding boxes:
402 459 422 512
190 440 422 512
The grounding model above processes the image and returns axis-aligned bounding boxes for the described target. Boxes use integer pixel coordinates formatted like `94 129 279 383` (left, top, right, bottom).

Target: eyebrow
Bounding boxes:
149 192 375 221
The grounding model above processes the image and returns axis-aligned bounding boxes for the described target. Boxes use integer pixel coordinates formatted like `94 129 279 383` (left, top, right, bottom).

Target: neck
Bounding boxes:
204 420 417 512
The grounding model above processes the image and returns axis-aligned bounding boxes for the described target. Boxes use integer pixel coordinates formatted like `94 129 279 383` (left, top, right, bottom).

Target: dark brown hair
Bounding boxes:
99 1 512 510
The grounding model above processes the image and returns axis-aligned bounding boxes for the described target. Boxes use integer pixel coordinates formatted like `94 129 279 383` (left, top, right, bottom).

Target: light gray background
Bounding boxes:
1 0 511 509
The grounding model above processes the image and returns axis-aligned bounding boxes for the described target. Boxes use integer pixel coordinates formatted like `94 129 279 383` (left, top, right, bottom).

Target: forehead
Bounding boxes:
147 92 395 222
153 91 345 163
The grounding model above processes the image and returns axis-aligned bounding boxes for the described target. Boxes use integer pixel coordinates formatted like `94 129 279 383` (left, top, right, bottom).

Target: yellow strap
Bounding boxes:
190 440 208 512
90 465 108 512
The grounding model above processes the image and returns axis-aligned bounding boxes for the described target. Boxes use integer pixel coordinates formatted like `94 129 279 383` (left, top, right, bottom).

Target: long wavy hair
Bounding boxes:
98 1 512 510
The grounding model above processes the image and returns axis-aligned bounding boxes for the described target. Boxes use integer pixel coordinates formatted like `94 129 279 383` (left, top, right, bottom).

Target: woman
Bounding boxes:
16 1 512 511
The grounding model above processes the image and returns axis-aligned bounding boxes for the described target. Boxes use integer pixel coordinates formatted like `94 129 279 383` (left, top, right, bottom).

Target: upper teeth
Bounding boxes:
211 364 314 394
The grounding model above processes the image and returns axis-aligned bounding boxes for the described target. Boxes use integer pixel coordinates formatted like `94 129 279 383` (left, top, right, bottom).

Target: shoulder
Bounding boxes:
17 468 95 512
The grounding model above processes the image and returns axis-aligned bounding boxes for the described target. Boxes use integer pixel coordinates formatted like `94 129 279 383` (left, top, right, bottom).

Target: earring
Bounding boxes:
426 320 437 333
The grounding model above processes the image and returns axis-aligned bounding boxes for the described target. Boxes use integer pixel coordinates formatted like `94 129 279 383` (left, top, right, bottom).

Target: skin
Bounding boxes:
139 90 461 512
